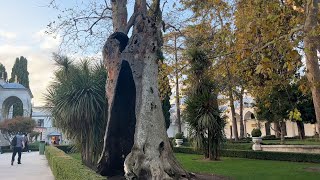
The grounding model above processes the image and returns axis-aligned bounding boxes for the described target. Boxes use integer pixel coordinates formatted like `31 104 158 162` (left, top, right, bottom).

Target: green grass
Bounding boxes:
175 153 320 180
68 152 320 179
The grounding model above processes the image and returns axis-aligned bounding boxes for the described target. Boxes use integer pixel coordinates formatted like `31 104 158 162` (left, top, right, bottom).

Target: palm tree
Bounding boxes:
184 49 225 160
45 54 107 169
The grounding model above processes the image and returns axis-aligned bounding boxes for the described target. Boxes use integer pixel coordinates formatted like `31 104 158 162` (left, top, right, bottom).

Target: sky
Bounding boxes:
0 0 84 106
0 0 182 106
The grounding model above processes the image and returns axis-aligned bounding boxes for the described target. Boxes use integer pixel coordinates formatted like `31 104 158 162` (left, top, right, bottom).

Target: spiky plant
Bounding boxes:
184 49 225 160
45 54 107 169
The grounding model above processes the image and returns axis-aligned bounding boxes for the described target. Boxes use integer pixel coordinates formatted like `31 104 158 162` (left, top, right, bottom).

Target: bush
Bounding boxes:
175 133 184 139
45 146 104 180
0 145 38 153
251 129 262 137
55 145 74 153
262 135 277 140
173 147 320 163
223 143 252 150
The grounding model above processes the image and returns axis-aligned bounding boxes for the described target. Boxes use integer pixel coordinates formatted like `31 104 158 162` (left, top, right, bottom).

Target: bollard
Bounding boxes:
39 140 45 155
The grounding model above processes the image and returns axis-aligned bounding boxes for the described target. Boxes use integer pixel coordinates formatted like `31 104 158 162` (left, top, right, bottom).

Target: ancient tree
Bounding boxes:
96 0 188 179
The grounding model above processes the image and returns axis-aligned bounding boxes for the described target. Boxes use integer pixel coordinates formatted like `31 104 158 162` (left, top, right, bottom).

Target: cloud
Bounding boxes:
33 29 60 50
0 45 30 55
0 30 17 39
0 28 60 106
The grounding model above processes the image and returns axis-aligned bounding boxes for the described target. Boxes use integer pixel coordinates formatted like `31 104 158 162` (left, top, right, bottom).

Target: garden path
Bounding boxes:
0 151 54 180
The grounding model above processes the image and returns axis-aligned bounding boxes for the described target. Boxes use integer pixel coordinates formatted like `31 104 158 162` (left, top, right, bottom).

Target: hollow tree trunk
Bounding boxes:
97 3 188 178
239 88 245 139
304 0 320 140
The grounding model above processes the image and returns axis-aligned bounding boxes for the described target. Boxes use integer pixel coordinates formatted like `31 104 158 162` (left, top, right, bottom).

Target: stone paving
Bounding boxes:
0 151 54 180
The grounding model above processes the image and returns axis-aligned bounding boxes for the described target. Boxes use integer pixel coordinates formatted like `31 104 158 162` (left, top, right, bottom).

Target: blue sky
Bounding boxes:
0 0 184 106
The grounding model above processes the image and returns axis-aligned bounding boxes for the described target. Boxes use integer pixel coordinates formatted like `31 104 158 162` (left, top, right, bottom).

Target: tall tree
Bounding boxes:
49 1 188 178
92 1 187 178
9 56 30 117
0 63 8 81
303 0 320 138
184 48 225 160
163 30 186 134
180 0 241 141
158 54 172 129
9 56 30 89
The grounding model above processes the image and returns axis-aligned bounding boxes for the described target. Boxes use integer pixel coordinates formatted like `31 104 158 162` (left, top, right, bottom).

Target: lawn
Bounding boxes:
175 153 320 180
69 152 320 180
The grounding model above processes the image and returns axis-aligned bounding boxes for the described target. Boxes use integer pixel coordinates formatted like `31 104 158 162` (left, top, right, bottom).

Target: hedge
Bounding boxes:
0 145 38 153
55 145 74 153
173 147 320 163
45 146 105 180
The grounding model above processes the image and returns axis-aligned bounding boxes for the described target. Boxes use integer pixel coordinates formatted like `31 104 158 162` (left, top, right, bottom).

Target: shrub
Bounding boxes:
45 146 104 180
262 135 277 140
251 129 262 137
55 145 74 153
175 133 184 139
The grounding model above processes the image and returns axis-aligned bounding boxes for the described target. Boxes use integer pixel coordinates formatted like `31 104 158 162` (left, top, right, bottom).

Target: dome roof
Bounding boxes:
1 82 26 89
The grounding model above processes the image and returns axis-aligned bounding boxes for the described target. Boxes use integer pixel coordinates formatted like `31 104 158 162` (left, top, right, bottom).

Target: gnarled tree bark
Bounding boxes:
97 0 188 179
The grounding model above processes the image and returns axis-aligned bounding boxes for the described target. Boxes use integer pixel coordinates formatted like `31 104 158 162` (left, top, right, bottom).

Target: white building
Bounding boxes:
0 76 66 146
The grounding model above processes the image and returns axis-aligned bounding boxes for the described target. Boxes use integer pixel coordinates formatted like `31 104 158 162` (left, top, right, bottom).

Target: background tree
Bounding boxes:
9 56 30 88
9 56 30 117
163 30 187 134
235 0 320 137
45 54 107 169
0 116 36 143
158 53 172 129
180 0 242 140
184 48 225 160
0 63 8 81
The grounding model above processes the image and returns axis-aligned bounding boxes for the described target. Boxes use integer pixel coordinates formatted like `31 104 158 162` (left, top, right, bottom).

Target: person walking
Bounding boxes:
11 132 25 165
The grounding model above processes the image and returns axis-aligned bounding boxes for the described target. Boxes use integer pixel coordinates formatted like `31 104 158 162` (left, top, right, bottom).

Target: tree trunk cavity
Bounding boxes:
97 14 188 179
304 0 320 138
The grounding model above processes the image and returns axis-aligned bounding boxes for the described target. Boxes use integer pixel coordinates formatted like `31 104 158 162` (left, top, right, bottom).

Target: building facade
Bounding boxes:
167 92 319 138
0 77 66 146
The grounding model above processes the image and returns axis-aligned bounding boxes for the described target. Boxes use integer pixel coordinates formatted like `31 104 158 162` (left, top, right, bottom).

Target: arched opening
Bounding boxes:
2 96 24 119
244 111 255 120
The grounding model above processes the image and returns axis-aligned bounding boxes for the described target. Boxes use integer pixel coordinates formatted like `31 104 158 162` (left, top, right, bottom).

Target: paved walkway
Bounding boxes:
0 152 54 180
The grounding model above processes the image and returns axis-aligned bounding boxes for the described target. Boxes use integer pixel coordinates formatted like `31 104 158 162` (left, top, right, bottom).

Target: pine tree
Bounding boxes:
0 63 8 81
9 56 30 117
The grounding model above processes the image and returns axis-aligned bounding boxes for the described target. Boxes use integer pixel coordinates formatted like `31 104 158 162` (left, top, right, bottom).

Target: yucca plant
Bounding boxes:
45 54 107 169
184 49 225 160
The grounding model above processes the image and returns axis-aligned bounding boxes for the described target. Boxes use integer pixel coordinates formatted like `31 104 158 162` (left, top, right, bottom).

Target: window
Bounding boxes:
37 119 44 127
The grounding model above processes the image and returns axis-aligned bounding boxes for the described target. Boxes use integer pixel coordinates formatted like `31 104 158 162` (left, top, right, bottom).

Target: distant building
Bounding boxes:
167 90 319 138
0 76 66 146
